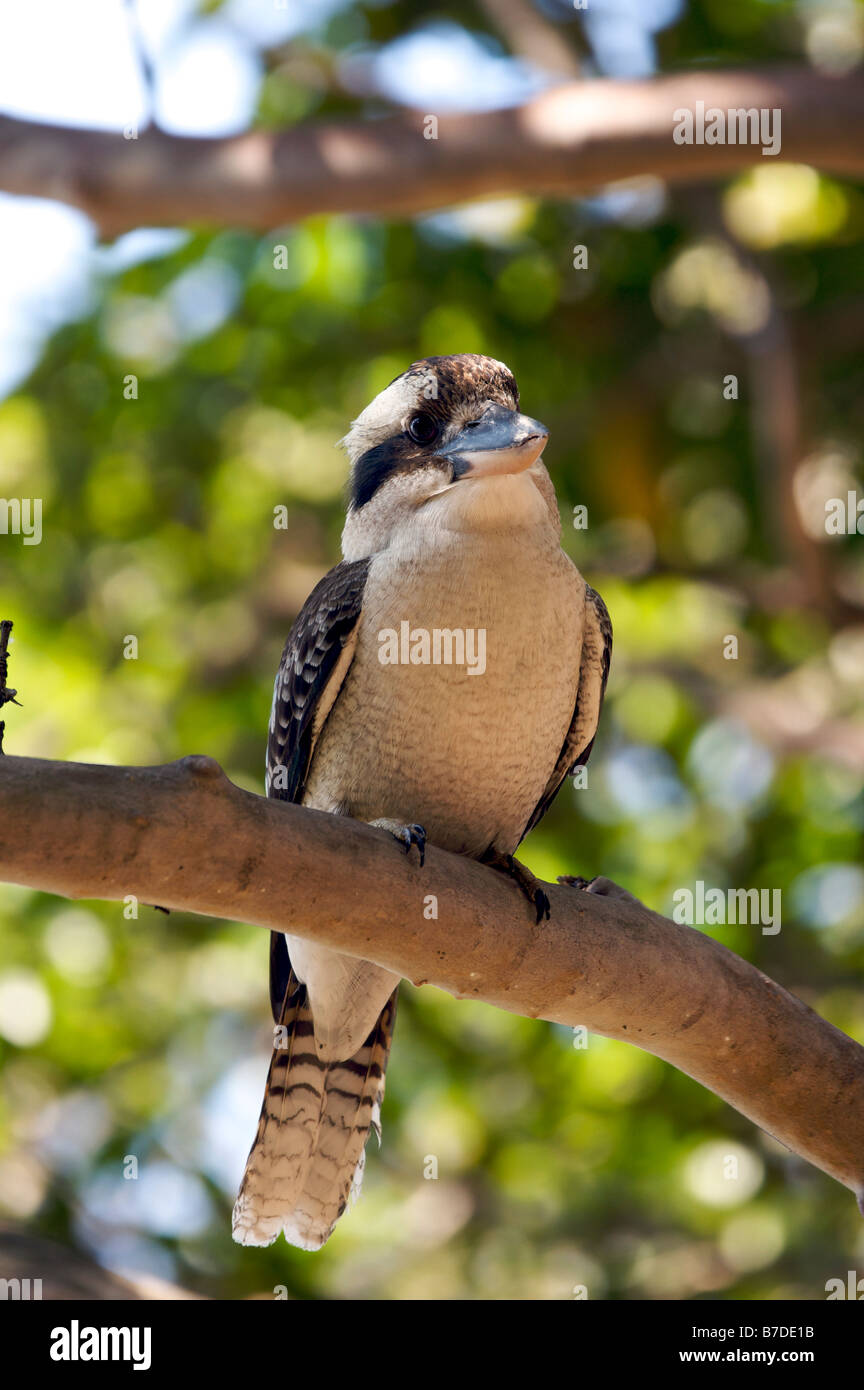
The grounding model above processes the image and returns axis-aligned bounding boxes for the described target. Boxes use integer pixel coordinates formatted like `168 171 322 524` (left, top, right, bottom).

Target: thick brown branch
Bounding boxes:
0 752 863 1208
0 69 861 236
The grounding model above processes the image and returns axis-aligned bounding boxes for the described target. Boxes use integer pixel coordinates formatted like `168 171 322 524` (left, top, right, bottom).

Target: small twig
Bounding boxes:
477 0 584 79
0 620 21 754
124 0 158 132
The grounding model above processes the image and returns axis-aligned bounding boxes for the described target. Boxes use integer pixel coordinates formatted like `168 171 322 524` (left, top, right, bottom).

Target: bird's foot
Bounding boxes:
371 818 427 867
558 874 640 904
482 850 551 924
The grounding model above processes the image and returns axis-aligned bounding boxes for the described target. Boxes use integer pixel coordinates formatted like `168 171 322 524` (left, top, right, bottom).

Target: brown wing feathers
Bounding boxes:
520 583 612 840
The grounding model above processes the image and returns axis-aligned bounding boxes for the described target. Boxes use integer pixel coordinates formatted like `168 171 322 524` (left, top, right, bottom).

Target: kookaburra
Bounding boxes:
233 353 611 1251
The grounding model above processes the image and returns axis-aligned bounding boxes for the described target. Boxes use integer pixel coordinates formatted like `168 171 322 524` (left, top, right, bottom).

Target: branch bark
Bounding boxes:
1 752 863 1209
0 1226 203 1301
0 68 862 236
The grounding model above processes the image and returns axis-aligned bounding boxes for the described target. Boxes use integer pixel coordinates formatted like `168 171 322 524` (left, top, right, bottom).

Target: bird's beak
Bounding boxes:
437 402 549 479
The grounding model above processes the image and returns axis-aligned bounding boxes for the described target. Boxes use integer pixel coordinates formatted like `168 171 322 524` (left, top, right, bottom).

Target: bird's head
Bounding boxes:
340 354 558 557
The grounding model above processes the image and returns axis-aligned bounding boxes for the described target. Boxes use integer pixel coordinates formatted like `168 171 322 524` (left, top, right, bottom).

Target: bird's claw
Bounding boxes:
532 886 551 924
482 850 551 923
503 855 550 923
372 818 427 867
399 823 427 867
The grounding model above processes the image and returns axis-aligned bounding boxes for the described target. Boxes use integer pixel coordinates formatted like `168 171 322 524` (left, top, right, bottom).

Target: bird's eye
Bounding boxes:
407 413 438 446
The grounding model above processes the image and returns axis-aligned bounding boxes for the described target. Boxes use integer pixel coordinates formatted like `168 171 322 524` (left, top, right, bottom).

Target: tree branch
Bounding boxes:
0 68 862 236
0 620 20 755
0 1226 204 1301
1 752 863 1208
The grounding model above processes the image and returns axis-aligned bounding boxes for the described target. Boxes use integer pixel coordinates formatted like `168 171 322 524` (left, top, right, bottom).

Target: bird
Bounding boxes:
232 353 612 1251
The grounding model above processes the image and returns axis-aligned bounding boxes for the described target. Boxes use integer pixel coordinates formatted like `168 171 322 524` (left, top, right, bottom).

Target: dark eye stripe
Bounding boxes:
350 436 411 510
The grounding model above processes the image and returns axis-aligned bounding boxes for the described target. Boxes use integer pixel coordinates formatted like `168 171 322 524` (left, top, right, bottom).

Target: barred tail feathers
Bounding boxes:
232 976 397 1251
